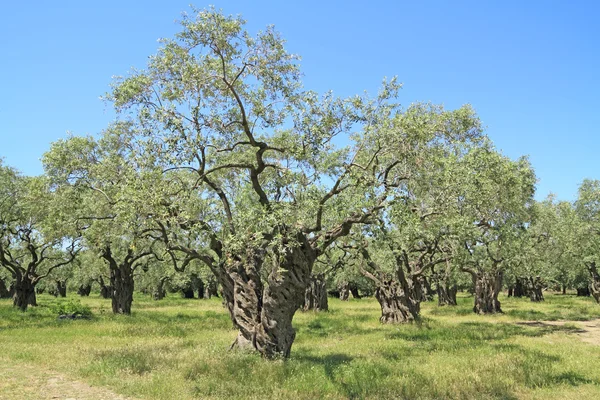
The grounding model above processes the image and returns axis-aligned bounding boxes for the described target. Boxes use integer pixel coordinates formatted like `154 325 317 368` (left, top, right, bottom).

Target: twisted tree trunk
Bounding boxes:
77 284 91 296
471 271 503 314
110 263 134 315
375 278 420 323
303 273 328 311
13 275 37 311
577 287 590 297
0 278 10 298
98 277 112 299
415 276 434 302
437 281 457 306
152 277 168 300
55 280 67 298
349 282 361 299
513 277 527 298
588 262 600 304
204 277 219 298
254 234 316 358
196 277 205 299
219 232 316 358
339 282 350 301
528 277 544 302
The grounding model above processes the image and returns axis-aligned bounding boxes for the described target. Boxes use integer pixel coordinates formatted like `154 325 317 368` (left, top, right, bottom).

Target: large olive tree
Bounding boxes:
105 8 482 357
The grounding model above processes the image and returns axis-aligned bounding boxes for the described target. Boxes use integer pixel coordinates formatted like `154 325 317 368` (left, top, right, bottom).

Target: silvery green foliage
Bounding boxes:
104 8 483 260
0 160 80 287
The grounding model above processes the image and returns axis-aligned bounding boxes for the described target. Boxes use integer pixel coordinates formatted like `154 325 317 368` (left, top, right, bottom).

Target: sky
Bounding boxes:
0 0 598 201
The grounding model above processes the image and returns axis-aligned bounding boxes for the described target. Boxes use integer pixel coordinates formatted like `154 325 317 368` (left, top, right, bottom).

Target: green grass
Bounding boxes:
0 293 599 399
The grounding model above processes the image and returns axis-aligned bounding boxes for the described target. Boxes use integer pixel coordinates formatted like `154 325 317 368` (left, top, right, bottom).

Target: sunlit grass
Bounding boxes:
0 292 599 399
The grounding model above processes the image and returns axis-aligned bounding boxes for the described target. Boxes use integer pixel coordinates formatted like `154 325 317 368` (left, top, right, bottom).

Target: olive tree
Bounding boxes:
575 179 600 304
102 7 488 357
354 140 474 323
43 127 160 314
0 162 80 311
457 144 536 314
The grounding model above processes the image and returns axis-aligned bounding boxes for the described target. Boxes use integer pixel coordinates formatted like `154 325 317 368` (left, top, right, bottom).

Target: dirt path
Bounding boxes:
517 318 600 346
0 362 135 400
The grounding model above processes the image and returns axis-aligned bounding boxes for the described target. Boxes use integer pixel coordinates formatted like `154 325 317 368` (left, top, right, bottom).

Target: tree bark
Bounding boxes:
254 233 316 358
437 281 457 306
528 277 544 302
303 273 328 311
196 277 205 299
55 280 67 298
471 271 503 314
222 231 317 359
349 282 361 299
0 278 10 298
152 277 168 300
77 284 92 296
339 282 350 301
110 263 134 315
13 275 37 311
415 276 434 302
577 287 591 297
513 277 527 298
375 279 420 323
204 278 218 298
98 276 112 299
588 262 600 304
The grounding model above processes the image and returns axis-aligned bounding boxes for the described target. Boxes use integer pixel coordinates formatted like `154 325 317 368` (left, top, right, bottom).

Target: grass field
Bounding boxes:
1 293 599 399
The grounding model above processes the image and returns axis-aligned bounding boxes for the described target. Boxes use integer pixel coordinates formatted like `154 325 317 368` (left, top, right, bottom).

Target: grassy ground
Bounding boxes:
0 293 599 400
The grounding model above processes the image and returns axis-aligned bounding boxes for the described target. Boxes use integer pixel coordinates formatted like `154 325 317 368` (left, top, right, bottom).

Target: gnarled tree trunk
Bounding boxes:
55 280 67 298
471 271 503 314
528 277 544 302
98 276 112 299
437 281 457 306
110 263 134 315
339 282 350 301
415 276 433 302
152 277 168 300
303 273 328 311
577 287 590 297
513 277 527 298
13 275 37 311
375 278 420 323
588 262 600 304
204 277 218 298
221 232 317 359
254 234 316 358
0 278 11 298
77 284 92 296
196 277 205 299
348 282 361 299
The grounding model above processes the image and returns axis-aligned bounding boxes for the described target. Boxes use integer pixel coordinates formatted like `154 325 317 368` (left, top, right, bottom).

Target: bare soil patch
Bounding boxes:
517 318 600 346
0 362 135 400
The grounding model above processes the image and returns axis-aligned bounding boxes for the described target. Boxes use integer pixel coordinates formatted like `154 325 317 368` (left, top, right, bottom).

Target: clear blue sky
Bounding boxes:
1 1 598 201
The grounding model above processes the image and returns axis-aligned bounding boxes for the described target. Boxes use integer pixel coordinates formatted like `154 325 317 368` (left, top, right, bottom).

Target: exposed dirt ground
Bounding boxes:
0 362 135 400
517 318 600 346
